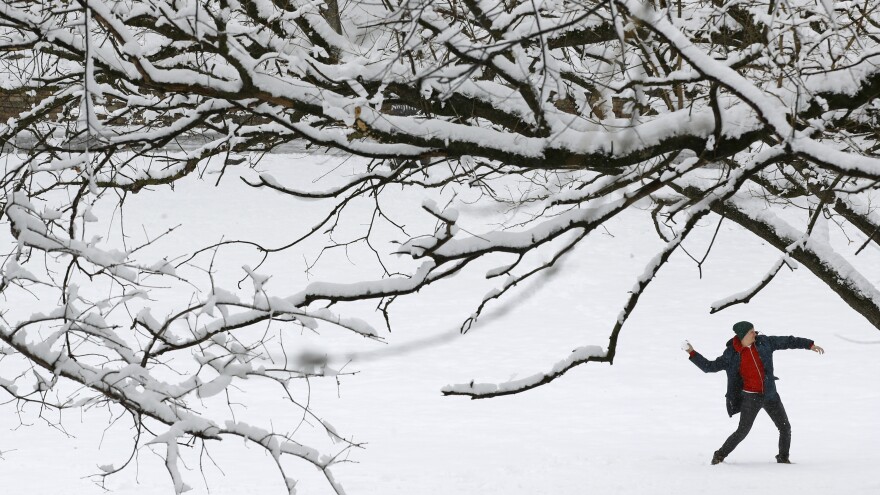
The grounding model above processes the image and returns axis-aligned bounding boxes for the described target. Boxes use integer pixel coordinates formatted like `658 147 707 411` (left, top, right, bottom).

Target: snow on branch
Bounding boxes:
442 346 606 398
710 255 798 313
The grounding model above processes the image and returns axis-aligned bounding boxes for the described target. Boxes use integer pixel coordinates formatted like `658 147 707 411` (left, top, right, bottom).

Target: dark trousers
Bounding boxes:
718 392 791 458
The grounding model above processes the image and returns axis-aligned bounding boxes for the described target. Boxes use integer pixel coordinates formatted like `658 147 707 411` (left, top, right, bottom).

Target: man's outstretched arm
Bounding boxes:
684 343 728 372
767 335 825 354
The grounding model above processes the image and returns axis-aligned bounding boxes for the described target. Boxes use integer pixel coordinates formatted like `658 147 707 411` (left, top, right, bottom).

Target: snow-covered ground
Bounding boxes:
2 153 878 494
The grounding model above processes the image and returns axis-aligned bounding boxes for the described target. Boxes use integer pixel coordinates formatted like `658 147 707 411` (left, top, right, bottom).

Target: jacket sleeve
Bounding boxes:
766 335 814 351
689 350 728 373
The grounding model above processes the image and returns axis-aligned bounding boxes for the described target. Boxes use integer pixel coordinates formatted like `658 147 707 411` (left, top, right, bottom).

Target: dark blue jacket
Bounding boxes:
689 334 813 416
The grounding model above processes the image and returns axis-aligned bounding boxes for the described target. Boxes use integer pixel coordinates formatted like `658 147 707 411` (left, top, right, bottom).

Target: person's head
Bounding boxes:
733 321 757 346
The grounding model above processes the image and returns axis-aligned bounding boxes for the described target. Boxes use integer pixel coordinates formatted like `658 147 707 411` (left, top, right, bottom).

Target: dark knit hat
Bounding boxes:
732 321 754 340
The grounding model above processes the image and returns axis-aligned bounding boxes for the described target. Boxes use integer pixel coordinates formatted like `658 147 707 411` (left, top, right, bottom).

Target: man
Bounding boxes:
684 321 824 465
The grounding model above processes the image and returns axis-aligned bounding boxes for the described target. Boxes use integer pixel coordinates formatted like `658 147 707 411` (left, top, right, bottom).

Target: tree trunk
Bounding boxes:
323 0 342 34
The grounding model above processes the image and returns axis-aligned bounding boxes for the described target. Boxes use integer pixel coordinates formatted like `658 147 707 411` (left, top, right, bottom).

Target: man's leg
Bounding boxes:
764 397 792 460
716 393 763 459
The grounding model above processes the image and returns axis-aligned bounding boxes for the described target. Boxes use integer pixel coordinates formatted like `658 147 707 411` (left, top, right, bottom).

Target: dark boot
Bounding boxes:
712 451 725 465
775 454 791 464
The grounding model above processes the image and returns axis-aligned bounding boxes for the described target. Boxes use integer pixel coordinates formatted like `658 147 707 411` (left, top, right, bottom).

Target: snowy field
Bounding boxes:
2 152 879 495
